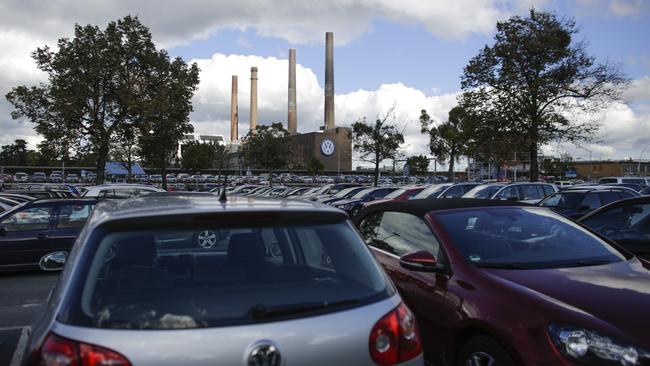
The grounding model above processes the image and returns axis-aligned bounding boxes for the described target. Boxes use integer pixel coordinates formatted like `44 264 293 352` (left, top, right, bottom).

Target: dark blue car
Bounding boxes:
538 188 638 219
331 187 398 217
0 198 97 271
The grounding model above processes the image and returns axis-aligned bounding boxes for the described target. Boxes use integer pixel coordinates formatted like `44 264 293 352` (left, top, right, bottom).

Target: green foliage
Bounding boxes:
541 154 576 177
182 142 218 171
0 139 29 166
351 108 404 187
306 156 325 177
5 16 199 185
242 123 294 187
420 107 471 180
405 155 429 176
460 9 627 181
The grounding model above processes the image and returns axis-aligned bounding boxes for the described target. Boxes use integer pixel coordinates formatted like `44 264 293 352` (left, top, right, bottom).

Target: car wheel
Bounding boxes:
195 230 217 249
458 335 515 366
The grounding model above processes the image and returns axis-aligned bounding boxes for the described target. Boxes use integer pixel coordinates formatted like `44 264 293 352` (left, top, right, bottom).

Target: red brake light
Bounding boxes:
369 302 422 365
33 333 131 366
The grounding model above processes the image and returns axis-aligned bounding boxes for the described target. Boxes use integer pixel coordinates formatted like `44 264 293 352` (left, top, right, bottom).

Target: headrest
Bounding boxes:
228 233 266 262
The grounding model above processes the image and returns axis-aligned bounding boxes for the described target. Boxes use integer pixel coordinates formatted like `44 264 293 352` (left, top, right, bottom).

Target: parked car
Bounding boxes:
32 172 47 183
332 187 398 217
554 180 575 189
354 199 650 366
22 194 423 366
579 195 650 260
363 186 427 208
318 186 368 205
149 174 163 183
412 183 481 200
14 172 29 183
3 188 75 199
599 176 648 187
489 182 557 203
0 196 21 213
81 184 165 199
462 182 507 199
66 173 79 183
166 174 179 183
642 186 650 195
0 198 97 271
49 172 63 183
539 187 639 219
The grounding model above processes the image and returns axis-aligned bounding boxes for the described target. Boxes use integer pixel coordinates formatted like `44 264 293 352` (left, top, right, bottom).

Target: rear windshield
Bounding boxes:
463 185 503 199
599 178 618 184
61 222 390 329
540 192 584 208
412 185 449 199
433 207 625 269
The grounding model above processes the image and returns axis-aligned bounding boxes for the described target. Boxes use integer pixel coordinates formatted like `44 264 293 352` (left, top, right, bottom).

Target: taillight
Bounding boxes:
31 333 131 366
369 302 422 365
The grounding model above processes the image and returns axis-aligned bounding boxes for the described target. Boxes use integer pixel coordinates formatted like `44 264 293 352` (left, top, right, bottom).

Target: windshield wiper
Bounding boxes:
250 299 360 320
553 259 614 268
474 263 532 269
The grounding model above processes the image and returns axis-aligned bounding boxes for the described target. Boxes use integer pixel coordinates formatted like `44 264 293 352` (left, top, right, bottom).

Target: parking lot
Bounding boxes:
0 272 58 365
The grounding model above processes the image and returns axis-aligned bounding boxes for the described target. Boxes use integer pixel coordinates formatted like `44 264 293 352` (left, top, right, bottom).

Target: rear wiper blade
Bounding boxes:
250 299 359 320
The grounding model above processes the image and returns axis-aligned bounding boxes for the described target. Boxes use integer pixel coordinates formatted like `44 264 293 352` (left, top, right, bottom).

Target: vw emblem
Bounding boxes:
248 343 282 366
321 139 335 156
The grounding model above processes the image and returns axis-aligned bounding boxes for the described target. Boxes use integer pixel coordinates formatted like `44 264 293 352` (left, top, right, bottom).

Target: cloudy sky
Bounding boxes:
1 0 649 168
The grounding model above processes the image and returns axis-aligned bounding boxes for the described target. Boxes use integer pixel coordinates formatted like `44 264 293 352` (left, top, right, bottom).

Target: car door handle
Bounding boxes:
37 234 48 240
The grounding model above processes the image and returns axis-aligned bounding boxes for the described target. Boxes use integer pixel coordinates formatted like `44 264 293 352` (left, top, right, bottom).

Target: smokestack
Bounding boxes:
324 32 335 130
230 75 238 141
288 49 297 135
250 66 258 131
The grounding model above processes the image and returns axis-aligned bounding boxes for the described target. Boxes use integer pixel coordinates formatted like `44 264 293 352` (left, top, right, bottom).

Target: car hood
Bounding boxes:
485 259 650 348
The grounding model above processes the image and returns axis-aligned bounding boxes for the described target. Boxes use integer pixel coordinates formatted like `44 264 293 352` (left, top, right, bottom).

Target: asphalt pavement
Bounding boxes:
0 271 58 365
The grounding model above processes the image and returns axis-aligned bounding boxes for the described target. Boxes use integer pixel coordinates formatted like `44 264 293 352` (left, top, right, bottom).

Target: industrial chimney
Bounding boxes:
250 66 258 132
288 49 297 135
230 75 238 141
324 32 335 130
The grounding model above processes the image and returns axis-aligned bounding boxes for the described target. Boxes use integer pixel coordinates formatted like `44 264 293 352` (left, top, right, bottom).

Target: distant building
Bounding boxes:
290 127 352 173
574 160 650 179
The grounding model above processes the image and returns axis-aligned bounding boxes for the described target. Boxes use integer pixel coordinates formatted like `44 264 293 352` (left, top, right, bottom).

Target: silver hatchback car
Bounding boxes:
22 194 423 366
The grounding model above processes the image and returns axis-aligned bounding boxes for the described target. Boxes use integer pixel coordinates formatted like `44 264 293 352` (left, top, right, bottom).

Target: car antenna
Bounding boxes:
219 175 227 203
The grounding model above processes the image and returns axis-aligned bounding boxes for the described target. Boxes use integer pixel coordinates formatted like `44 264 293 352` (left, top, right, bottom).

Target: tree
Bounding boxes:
111 124 140 183
351 109 404 187
541 153 576 178
138 55 199 190
405 155 429 176
460 9 627 181
5 16 195 184
241 123 293 187
420 107 471 180
306 156 325 180
0 139 29 166
182 142 216 171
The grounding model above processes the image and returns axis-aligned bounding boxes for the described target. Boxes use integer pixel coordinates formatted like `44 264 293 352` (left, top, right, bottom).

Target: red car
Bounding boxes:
363 186 427 209
354 199 650 366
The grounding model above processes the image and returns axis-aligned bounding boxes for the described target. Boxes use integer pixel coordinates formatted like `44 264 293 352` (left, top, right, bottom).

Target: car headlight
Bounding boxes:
549 323 649 365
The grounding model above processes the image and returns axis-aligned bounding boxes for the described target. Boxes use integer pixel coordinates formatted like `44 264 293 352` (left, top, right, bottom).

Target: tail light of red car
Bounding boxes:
369 302 422 365
30 333 131 366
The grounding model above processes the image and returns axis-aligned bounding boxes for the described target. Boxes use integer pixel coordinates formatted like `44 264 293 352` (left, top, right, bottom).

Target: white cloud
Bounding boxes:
623 76 650 102
0 0 552 47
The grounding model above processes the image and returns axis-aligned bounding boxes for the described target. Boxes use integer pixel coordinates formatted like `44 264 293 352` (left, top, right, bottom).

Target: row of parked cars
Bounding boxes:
2 177 649 365
2 171 92 184
4 186 648 365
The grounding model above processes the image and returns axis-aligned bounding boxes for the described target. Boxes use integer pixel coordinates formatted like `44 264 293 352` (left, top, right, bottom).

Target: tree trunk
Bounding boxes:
448 155 455 181
127 163 133 184
374 160 380 187
529 143 539 182
96 143 109 184
161 165 168 191
269 168 274 188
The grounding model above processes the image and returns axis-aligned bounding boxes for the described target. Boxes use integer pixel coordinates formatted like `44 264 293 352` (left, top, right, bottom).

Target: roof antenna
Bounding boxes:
219 175 227 202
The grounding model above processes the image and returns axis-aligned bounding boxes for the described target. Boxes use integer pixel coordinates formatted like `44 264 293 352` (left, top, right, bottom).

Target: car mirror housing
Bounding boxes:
39 251 68 271
399 250 444 272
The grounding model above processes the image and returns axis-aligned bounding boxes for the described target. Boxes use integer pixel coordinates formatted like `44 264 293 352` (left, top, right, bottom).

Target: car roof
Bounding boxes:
354 198 532 219
88 193 347 228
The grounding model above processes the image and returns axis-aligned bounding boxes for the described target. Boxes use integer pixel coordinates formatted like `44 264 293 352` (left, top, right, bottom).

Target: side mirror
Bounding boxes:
39 251 68 271
399 250 444 272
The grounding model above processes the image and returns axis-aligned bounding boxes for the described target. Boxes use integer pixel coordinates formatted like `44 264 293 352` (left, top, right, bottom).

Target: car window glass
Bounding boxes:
373 212 441 257
599 192 621 205
497 186 519 199
434 207 624 268
582 193 601 210
357 213 383 244
57 204 94 229
583 204 650 236
618 191 635 200
521 185 542 200
442 185 464 198
1 207 52 231
66 223 389 329
543 185 555 196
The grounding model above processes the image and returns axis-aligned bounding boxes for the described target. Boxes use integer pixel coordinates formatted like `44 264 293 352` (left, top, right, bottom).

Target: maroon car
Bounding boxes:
363 186 428 209
354 199 650 366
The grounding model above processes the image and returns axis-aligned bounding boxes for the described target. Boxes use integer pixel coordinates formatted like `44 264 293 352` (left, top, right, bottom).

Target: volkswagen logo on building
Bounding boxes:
248 342 282 366
321 139 335 156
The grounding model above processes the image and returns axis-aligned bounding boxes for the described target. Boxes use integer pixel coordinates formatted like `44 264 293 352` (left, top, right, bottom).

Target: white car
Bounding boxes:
81 184 165 199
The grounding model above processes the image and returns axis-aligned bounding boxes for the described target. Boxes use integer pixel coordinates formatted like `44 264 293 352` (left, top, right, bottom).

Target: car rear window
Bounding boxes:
61 222 390 329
